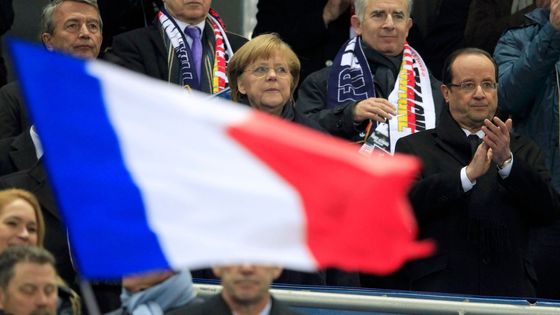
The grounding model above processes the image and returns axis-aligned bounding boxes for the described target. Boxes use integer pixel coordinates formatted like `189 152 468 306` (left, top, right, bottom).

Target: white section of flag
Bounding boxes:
87 62 317 270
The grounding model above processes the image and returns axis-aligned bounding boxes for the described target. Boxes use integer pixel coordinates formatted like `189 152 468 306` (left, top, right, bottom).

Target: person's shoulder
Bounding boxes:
103 309 123 315
301 66 331 86
113 25 159 43
0 166 31 187
396 129 436 148
270 296 304 315
510 131 541 152
0 80 20 96
166 295 225 315
165 302 196 315
225 31 249 51
499 8 544 40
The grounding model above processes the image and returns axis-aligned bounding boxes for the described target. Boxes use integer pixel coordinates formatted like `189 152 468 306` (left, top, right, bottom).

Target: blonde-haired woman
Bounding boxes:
0 188 81 314
227 33 323 131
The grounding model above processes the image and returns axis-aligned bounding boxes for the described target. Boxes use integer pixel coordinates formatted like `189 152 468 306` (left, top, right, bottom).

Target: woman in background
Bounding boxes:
0 188 80 314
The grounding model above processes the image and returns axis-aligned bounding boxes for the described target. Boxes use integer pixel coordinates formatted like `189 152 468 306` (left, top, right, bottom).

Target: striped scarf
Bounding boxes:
158 8 232 94
327 37 436 154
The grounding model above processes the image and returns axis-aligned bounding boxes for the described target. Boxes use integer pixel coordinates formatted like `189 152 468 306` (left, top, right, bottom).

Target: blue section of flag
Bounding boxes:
9 40 169 279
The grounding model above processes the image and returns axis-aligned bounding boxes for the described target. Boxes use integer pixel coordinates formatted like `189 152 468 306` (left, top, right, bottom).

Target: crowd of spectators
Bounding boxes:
1 0 560 313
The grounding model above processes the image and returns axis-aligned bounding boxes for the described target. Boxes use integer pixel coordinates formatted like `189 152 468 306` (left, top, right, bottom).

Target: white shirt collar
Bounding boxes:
461 128 485 139
171 17 205 48
172 18 205 37
29 125 43 160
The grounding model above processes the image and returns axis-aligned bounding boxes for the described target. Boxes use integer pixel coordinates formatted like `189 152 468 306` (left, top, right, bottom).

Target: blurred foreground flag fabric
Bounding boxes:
10 40 433 279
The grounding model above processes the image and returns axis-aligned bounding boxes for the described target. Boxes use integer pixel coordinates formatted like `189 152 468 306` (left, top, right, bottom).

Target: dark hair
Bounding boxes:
441 47 498 85
0 246 56 290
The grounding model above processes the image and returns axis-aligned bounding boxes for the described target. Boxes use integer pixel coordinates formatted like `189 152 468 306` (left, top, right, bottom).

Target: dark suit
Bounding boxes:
0 82 29 140
394 108 560 297
111 17 247 94
0 129 36 176
0 132 73 282
166 294 302 315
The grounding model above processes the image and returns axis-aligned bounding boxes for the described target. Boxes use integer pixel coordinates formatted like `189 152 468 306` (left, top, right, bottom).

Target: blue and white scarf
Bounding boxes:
327 37 436 154
121 270 196 315
157 9 200 90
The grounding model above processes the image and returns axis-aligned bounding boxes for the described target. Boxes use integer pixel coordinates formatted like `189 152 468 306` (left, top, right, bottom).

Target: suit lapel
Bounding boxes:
270 297 292 315
433 108 472 165
9 131 37 171
200 21 215 94
209 294 234 314
28 162 60 220
151 23 167 61
152 23 179 84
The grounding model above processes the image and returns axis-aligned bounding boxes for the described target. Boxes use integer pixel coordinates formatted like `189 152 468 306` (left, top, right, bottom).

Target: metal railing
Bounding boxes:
193 283 560 315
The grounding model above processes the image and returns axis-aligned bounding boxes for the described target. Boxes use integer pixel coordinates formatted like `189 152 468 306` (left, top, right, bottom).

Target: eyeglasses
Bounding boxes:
446 81 498 92
246 65 290 78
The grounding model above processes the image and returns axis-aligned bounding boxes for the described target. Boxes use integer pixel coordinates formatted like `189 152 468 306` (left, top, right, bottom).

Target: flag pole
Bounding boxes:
79 278 102 315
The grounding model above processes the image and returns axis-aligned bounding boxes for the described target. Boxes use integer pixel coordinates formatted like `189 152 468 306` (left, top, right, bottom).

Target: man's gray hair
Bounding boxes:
0 246 56 290
354 0 413 22
40 0 103 35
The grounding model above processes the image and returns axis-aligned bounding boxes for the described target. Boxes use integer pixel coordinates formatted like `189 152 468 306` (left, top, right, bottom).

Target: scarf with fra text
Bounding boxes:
327 37 436 154
157 8 232 93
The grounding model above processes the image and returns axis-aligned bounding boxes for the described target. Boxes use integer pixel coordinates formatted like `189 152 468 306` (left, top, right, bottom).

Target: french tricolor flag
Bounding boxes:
10 41 433 279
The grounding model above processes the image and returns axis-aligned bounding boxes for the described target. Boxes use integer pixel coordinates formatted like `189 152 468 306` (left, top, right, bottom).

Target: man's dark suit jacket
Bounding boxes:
0 82 29 140
166 294 302 315
0 131 74 284
111 17 247 94
0 129 35 176
0 132 123 311
394 108 560 297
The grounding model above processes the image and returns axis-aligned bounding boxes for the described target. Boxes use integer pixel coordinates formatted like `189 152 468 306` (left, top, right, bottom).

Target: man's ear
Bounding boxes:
237 77 247 95
440 84 450 103
212 267 223 278
350 15 362 36
271 267 282 280
404 17 413 38
41 33 54 51
0 288 6 308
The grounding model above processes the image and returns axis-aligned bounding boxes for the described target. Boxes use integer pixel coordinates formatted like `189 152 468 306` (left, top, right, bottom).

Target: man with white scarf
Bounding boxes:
296 0 444 154
111 0 247 95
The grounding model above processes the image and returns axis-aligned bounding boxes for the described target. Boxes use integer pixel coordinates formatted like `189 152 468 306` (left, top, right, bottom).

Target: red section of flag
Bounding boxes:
228 112 434 275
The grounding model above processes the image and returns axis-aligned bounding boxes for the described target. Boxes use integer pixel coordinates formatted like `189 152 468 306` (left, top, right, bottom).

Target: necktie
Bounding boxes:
185 26 202 81
467 134 481 156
